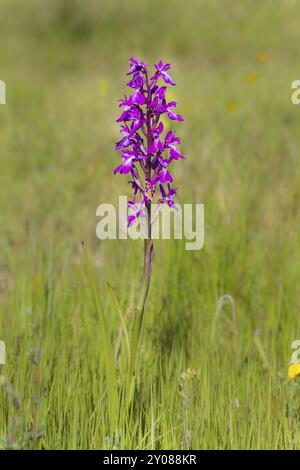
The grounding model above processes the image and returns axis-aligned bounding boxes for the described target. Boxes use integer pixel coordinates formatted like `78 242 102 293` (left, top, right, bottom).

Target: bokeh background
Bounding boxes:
1 0 300 449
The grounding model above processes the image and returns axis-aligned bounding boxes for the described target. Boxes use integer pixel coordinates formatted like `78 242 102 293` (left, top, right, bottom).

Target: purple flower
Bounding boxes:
159 184 177 208
152 60 176 86
127 196 146 226
113 57 186 225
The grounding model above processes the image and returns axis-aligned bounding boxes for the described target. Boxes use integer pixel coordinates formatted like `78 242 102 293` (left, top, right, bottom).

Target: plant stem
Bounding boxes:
127 72 154 404
128 207 153 404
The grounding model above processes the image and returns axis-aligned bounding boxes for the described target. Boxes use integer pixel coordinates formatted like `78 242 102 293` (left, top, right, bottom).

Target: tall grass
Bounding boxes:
1 0 300 449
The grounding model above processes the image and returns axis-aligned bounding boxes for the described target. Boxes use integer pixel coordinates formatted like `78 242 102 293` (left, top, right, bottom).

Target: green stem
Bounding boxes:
127 206 153 406
126 68 154 408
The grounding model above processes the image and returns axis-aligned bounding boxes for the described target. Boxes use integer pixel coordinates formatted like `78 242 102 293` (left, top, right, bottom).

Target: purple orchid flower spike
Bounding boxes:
113 58 186 392
114 57 185 227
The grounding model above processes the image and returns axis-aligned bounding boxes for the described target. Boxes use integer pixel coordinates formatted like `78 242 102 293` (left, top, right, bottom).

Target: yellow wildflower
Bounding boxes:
288 363 300 380
227 100 239 113
245 73 257 84
256 52 268 64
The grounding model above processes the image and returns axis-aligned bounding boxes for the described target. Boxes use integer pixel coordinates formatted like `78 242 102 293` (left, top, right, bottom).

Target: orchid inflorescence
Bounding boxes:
114 57 185 226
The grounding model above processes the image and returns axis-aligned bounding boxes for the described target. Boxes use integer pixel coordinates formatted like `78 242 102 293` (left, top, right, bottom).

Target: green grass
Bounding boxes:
1 0 300 449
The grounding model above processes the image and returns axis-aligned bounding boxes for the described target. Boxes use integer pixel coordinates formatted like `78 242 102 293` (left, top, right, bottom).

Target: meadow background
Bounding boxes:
1 0 300 449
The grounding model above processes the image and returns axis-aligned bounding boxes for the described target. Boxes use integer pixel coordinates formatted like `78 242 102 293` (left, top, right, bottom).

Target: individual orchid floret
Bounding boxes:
152 60 176 85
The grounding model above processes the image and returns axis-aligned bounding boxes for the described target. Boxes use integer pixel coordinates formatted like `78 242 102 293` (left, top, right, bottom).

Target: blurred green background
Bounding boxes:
1 0 300 449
